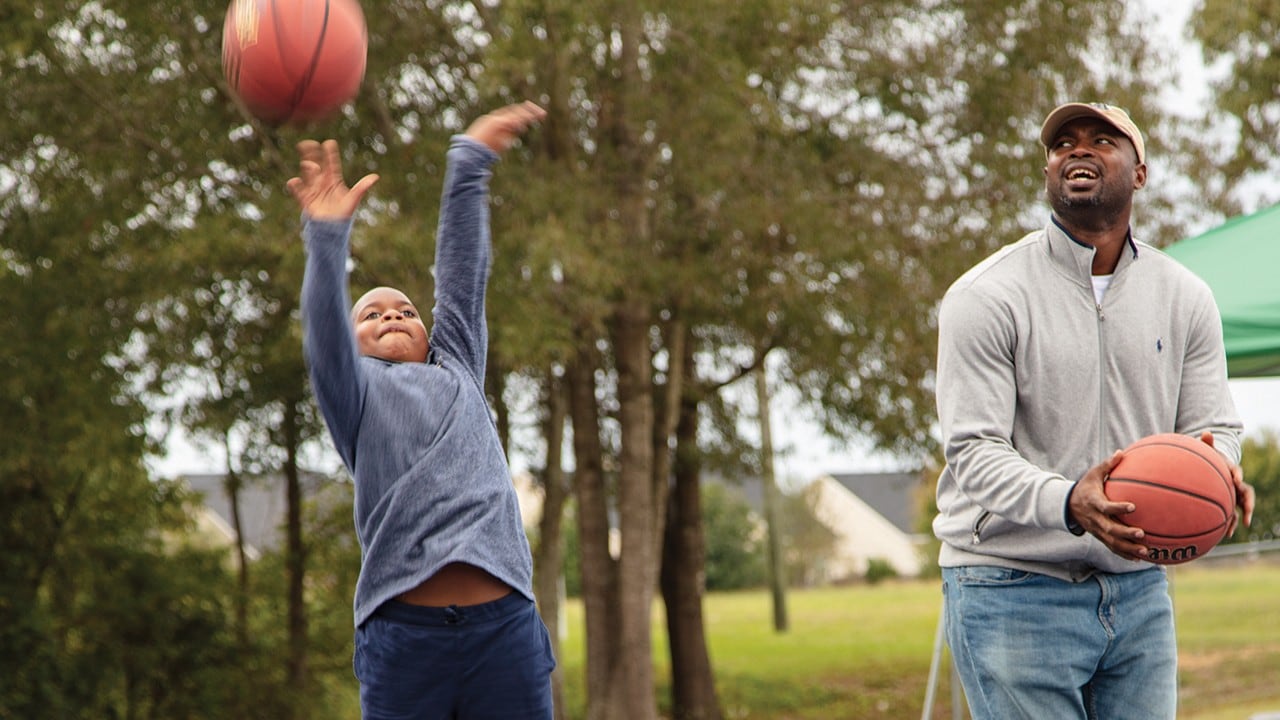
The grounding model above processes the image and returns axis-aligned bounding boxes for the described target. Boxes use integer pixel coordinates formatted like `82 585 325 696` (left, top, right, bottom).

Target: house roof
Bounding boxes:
826 471 921 535
185 470 543 556
182 471 331 554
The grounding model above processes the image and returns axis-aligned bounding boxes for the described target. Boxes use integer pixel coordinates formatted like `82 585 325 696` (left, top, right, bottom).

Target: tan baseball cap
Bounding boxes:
1039 102 1145 165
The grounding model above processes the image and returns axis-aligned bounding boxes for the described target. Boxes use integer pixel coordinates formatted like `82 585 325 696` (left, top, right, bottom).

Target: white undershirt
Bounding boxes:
1091 274 1114 304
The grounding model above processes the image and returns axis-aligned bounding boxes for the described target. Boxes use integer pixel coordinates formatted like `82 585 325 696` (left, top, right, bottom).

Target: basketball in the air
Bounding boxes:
221 0 367 125
1106 433 1236 565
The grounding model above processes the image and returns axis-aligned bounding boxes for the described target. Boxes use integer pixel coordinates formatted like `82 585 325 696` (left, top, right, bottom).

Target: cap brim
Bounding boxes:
1039 102 1145 164
1040 103 1109 147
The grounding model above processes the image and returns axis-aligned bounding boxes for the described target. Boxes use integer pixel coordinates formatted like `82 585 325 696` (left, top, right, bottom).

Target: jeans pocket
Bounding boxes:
954 565 1036 586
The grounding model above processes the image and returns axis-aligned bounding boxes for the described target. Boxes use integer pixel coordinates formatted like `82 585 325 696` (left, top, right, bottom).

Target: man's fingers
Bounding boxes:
1238 478 1255 526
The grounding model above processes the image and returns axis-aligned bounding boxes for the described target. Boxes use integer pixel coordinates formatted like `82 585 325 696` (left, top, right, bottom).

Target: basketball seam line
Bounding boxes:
270 0 331 121
1106 477 1231 524
1125 440 1235 498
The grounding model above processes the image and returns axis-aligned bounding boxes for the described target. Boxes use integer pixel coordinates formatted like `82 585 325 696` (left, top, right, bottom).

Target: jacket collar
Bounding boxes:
1045 216 1140 282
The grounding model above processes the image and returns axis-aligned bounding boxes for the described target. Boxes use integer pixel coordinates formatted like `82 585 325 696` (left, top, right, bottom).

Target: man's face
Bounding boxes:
351 287 429 363
1043 117 1146 218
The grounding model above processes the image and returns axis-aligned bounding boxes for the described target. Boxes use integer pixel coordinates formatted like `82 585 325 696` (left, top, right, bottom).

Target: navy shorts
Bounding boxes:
354 592 556 720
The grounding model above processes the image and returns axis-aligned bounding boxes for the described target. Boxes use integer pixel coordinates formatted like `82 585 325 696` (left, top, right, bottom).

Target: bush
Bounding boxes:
864 558 898 585
702 483 768 591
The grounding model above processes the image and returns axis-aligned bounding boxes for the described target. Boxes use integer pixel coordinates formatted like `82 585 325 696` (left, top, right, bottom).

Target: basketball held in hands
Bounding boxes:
222 0 368 125
1106 433 1237 565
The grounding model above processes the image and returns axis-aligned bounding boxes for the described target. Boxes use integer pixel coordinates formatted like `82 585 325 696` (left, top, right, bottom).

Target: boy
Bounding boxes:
288 101 554 719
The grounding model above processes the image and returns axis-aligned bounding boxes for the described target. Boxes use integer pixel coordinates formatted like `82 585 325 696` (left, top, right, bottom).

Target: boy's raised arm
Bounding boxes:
292 139 379 469
429 102 545 381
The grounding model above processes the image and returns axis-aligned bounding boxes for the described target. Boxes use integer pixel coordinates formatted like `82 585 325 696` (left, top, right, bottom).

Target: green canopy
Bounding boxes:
1163 203 1280 378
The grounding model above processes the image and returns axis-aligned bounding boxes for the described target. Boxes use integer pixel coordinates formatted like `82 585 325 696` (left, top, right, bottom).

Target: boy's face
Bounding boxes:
351 287 429 363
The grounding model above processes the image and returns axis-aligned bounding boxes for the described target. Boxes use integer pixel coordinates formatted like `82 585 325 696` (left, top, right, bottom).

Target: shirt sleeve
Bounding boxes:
429 135 500 384
300 215 365 470
936 285 1076 529
1174 282 1243 464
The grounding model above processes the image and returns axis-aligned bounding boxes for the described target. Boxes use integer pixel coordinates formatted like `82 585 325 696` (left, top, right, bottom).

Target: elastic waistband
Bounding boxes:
372 591 530 627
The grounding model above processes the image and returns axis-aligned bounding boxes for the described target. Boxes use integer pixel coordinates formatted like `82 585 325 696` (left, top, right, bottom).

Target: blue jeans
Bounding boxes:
355 593 555 720
942 565 1176 720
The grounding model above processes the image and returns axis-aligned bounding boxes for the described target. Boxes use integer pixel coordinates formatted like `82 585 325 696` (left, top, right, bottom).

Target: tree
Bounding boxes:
0 2 355 716
756 365 788 631
661 358 723 720
1190 0 1280 212
699 483 768 592
1233 431 1280 543
0 4 240 714
532 372 572 719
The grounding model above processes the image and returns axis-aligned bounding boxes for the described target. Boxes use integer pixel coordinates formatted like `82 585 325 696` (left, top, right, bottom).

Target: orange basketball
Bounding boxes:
1106 433 1236 565
221 0 367 125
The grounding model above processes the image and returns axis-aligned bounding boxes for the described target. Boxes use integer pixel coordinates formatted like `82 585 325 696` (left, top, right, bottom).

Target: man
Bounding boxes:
932 102 1255 719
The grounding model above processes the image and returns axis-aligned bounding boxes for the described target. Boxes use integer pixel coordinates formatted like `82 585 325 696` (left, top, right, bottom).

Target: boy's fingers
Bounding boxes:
317 140 340 179
349 173 380 201
296 139 323 166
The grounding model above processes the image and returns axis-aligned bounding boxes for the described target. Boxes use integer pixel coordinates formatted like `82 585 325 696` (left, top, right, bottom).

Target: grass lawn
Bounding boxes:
553 561 1280 719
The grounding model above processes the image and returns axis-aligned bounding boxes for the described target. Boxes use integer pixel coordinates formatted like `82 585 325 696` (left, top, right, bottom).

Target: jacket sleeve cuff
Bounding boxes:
1064 481 1086 536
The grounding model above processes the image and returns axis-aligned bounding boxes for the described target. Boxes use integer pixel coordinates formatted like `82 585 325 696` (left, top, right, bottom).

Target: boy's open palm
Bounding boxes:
466 101 547 154
287 139 379 221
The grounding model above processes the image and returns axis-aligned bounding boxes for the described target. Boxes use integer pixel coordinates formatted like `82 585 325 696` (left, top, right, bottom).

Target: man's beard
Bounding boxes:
1047 181 1129 231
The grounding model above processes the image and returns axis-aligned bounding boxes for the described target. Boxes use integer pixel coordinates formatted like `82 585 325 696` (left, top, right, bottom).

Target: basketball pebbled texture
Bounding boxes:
222 0 367 125
1105 433 1236 565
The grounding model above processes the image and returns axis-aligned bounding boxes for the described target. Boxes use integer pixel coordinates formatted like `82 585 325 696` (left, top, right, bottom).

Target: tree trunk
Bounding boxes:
609 301 659 720
534 370 570 720
282 400 309 717
650 319 684 568
571 0 662 713
486 348 511 454
567 347 619 720
222 432 250 651
661 329 722 720
756 366 788 633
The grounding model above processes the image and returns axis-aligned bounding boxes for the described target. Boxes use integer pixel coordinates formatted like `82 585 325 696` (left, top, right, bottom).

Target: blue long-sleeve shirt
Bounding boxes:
301 136 534 628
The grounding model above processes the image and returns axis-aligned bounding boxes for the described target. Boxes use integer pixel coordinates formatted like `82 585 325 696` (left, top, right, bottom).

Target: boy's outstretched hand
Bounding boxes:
287 139 379 221
466 101 546 154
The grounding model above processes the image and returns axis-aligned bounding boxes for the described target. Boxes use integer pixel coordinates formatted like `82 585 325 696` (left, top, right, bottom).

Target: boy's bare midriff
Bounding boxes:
396 562 513 607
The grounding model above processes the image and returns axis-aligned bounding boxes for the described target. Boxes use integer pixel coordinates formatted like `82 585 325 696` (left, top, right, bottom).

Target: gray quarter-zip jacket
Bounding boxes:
933 218 1242 581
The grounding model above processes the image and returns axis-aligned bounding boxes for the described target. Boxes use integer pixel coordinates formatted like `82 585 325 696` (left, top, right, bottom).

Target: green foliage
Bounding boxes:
863 557 898 584
1234 430 1280 542
701 483 768 591
1191 0 1280 198
0 478 246 720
